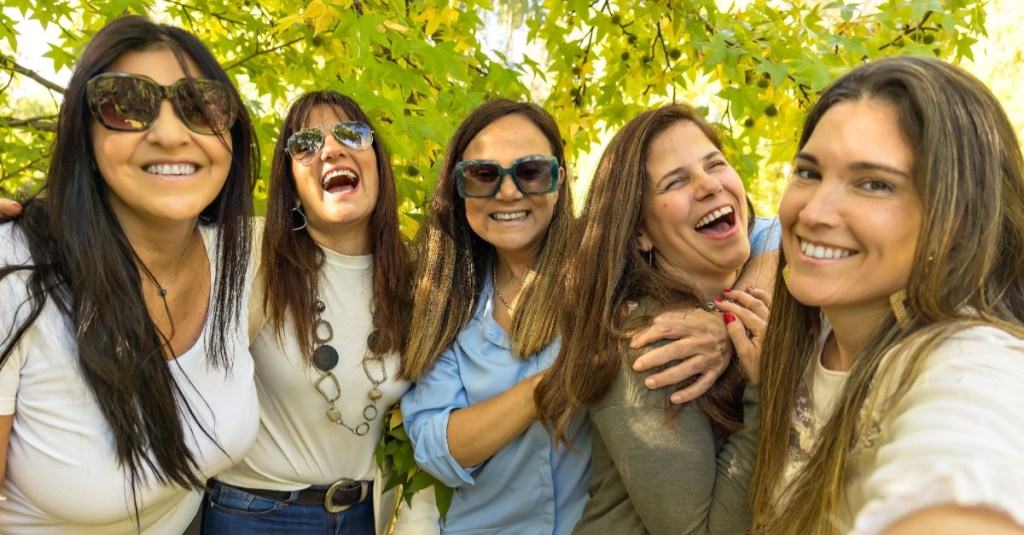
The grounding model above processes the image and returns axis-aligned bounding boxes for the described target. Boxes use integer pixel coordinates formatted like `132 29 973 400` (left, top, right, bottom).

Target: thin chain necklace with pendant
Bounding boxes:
491 256 522 313
131 227 196 353
310 297 387 436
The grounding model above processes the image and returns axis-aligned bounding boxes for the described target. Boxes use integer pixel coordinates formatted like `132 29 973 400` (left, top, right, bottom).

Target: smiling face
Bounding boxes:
461 113 562 264
291 105 380 255
780 98 922 325
91 47 232 231
638 120 750 297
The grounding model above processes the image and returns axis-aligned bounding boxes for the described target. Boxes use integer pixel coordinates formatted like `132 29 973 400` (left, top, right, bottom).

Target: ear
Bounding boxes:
637 226 654 253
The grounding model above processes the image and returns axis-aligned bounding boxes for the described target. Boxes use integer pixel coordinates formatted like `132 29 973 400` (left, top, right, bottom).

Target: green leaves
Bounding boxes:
376 405 454 520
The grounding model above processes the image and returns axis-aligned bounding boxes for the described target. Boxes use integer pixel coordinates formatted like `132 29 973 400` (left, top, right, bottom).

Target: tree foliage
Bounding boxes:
0 0 989 515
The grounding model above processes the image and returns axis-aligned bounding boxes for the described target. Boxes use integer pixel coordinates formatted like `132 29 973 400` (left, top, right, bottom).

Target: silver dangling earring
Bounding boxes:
646 249 654 265
292 206 307 231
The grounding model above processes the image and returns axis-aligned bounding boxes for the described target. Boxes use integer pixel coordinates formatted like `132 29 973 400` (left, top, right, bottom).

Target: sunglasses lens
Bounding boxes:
88 76 159 131
460 163 502 197
173 79 236 133
331 122 373 150
287 128 325 161
513 159 555 193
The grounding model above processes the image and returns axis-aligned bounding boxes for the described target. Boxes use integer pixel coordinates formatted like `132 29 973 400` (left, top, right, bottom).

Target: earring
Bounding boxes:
889 289 911 329
646 249 654 265
292 206 307 231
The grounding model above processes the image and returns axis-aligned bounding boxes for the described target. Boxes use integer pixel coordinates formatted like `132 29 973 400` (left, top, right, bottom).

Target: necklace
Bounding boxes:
310 297 387 435
131 229 195 350
491 258 520 312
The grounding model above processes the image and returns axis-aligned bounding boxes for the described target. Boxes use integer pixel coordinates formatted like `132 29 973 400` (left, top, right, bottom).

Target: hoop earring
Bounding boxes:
292 206 307 231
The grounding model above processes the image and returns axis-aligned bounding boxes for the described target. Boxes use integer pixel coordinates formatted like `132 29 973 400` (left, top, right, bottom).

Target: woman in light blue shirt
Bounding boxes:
400 100 589 534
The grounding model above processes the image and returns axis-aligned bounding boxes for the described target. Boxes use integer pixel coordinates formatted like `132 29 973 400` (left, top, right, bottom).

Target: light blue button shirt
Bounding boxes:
751 216 781 258
401 278 591 535
401 218 778 533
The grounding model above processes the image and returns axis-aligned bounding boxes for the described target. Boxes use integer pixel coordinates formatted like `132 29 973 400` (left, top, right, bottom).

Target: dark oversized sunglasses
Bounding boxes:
286 122 374 164
86 72 237 134
455 155 560 198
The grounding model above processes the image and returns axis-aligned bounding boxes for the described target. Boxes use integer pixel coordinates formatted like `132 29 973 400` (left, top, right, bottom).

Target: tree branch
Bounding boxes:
0 54 65 94
1 115 58 131
223 37 305 71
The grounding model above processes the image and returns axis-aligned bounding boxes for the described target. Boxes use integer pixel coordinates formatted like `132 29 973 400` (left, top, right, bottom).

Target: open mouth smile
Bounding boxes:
695 206 737 234
491 211 528 221
320 168 359 193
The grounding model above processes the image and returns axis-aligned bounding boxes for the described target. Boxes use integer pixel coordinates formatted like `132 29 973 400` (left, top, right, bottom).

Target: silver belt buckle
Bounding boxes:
324 478 366 513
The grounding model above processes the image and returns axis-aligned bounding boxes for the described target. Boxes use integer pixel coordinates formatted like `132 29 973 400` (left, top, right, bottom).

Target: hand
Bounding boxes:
715 286 770 383
630 308 732 404
0 199 23 218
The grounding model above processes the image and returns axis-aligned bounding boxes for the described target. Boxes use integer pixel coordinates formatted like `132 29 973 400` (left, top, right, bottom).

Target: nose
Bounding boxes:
692 170 723 200
144 99 191 146
494 171 524 200
795 178 841 228
319 132 348 162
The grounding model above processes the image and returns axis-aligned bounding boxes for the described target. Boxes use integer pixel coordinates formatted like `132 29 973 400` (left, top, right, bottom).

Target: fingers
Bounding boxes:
634 348 716 385
630 308 705 349
667 371 716 405
723 312 760 383
0 199 23 217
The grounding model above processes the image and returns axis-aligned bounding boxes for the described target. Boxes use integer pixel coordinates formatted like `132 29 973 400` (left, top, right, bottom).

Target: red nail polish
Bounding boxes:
714 298 724 303
724 312 736 324
723 288 732 293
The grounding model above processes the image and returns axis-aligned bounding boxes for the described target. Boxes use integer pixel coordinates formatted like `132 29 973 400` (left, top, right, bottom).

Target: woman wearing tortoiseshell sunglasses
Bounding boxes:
0 15 260 533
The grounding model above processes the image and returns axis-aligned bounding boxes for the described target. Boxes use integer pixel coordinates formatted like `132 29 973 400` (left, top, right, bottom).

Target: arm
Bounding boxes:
882 506 1024 535
445 372 543 468
400 346 543 486
0 413 10 500
851 327 1024 534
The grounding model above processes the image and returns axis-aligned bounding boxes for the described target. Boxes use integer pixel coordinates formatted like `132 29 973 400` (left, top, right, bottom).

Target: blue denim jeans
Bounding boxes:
201 479 375 535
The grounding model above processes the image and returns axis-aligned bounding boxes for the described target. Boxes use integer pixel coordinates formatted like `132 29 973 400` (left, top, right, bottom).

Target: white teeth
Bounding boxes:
695 206 734 228
493 211 527 221
800 239 853 260
323 169 357 181
145 163 197 175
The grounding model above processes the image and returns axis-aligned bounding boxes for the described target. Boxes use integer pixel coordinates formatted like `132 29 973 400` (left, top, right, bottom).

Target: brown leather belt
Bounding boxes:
228 479 372 513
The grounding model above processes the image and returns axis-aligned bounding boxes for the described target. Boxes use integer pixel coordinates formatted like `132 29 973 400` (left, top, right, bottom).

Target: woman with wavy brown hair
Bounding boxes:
750 56 1024 535
536 103 775 535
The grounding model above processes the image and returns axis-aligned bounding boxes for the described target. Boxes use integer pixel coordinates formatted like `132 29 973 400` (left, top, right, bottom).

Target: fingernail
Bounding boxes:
714 298 724 303
632 359 643 370
644 377 656 388
747 285 756 292
724 312 736 324
670 395 683 404
723 288 732 293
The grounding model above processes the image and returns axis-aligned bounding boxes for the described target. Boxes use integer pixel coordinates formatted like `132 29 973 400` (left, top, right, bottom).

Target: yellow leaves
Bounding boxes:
272 0 342 36
382 20 409 34
415 2 460 37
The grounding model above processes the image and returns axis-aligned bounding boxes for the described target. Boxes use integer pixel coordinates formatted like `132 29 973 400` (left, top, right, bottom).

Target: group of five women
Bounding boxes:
1 13 1024 535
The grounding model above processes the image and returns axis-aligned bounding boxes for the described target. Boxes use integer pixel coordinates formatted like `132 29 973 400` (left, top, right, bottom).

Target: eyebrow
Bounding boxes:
794 151 910 177
656 150 723 185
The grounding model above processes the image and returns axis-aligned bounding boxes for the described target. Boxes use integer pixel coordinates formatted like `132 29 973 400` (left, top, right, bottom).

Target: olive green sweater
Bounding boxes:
573 315 760 535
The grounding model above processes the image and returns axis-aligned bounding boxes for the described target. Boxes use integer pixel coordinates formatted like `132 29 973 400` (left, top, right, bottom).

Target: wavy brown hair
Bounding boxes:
535 104 753 446
750 56 1024 534
401 99 572 380
0 15 256 501
260 91 410 360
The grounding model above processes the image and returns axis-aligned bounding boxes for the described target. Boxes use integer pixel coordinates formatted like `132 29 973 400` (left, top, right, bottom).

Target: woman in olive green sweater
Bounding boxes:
537 104 773 535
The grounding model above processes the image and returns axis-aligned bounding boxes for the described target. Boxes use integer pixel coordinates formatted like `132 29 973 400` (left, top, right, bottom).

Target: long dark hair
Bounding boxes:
0 15 257 494
402 99 573 380
261 90 410 360
536 104 751 445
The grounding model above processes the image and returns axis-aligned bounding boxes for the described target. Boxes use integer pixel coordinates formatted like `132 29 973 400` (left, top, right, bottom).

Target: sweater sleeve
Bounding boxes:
586 355 756 535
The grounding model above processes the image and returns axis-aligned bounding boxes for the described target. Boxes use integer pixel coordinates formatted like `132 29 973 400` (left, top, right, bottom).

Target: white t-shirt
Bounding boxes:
0 224 259 534
783 323 1024 534
217 245 409 489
